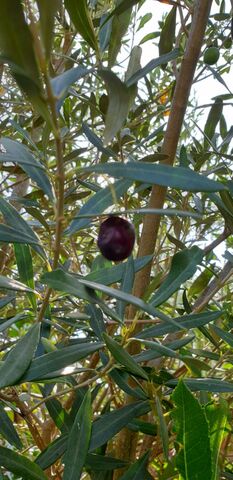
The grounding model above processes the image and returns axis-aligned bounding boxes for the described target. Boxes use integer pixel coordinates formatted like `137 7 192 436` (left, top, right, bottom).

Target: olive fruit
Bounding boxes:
204 46 220 65
97 216 135 261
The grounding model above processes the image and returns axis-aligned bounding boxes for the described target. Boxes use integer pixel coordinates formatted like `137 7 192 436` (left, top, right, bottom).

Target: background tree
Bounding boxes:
0 0 232 479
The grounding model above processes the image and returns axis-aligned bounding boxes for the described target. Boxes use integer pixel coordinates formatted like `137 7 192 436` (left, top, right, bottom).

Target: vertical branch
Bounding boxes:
130 0 213 313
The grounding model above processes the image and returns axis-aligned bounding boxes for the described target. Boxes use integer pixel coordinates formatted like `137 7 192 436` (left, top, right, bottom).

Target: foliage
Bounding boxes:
0 1 232 479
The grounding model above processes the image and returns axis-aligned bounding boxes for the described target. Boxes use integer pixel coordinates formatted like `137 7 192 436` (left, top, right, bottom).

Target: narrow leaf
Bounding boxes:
204 99 223 145
0 446 47 480
103 333 148 380
168 378 233 393
0 196 45 259
63 390 92 480
0 323 40 388
51 66 91 111
83 162 225 192
159 7 177 57
0 138 54 200
36 435 67 469
65 178 132 234
85 255 153 286
0 403 22 449
86 453 128 471
137 310 222 339
99 70 131 145
22 341 104 382
14 244 37 312
0 224 40 245
37 0 61 60
150 247 204 307
65 0 98 51
108 1 132 67
42 268 177 326
119 451 150 479
89 400 150 451
155 397 169 460
0 275 36 293
0 0 50 121
211 324 233 348
126 48 180 86
116 255 135 319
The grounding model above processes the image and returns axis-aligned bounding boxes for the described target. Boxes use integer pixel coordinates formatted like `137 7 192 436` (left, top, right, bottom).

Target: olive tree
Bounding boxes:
0 1 232 479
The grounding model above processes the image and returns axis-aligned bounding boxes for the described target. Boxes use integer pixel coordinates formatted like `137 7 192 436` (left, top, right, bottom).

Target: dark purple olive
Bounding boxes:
97 216 135 261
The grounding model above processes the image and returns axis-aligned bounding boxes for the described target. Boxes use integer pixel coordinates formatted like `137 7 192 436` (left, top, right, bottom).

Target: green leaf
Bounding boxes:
133 338 179 359
0 224 40 245
211 325 233 348
14 244 37 312
155 397 169 460
119 451 150 479
64 0 98 52
127 419 157 436
36 0 61 60
36 435 128 471
82 122 116 158
103 333 148 380
86 453 128 471
108 0 132 67
126 49 180 86
0 0 50 121
150 247 204 307
205 399 229 480
108 367 147 400
0 446 47 480
63 390 92 480
0 275 36 293
45 398 71 434
0 196 46 259
204 99 223 146
137 13 152 31
42 268 176 326
134 335 194 363
0 403 22 449
103 0 141 21
116 255 135 319
82 162 225 192
168 378 233 393
89 400 150 451
36 435 67 469
75 276 181 328
51 66 91 111
0 138 54 200
99 70 131 145
0 323 40 388
65 178 132 234
137 310 222 339
86 304 106 339
172 380 212 480
0 313 27 332
159 7 177 57
71 207 200 220
41 269 97 302
42 269 123 325
85 255 153 286
22 341 104 382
